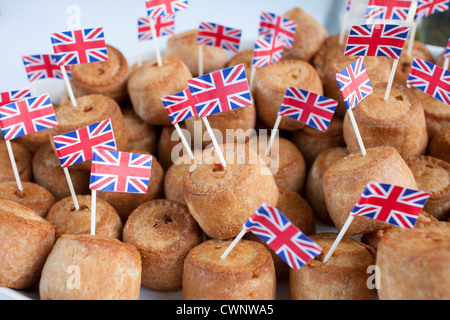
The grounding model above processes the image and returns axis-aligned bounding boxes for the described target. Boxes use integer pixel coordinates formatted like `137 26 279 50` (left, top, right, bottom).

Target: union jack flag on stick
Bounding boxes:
365 0 413 21
414 0 449 22
407 56 450 105
323 181 430 263
138 15 175 42
221 203 322 270
336 57 373 157
345 24 410 59
250 36 284 90
197 22 242 76
266 88 337 156
22 54 71 83
145 0 188 19
50 28 108 107
52 118 117 168
0 94 57 191
0 93 57 141
187 64 251 167
0 90 31 107
89 148 152 234
258 11 297 49
161 89 197 159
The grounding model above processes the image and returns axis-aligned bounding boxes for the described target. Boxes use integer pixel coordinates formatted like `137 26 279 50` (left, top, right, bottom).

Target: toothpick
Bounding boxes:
202 117 227 167
149 18 163 67
5 140 23 191
63 167 80 210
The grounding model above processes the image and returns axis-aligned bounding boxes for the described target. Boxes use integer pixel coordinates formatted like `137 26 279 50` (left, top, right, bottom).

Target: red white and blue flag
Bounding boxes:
351 181 430 229
161 88 197 125
90 149 153 194
0 94 57 141
407 56 450 105
138 15 176 41
244 203 322 270
51 28 108 65
187 64 252 117
278 88 337 133
258 11 297 49
336 57 373 110
22 54 71 82
197 22 242 53
252 36 284 69
0 90 31 108
415 0 449 22
345 24 410 59
145 0 188 19
366 0 413 21
52 118 117 168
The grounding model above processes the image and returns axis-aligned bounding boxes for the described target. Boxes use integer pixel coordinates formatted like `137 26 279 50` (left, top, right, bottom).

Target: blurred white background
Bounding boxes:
0 0 366 95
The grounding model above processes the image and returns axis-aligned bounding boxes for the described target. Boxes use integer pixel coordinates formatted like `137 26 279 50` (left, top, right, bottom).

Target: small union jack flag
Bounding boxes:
445 37 450 59
22 54 71 82
415 0 449 22
407 57 450 105
258 12 297 49
0 90 31 107
145 0 188 19
252 36 284 69
336 57 374 110
187 64 252 117
51 28 108 65
345 24 410 59
366 0 413 21
161 88 197 125
197 22 242 53
351 181 430 229
52 119 117 168
90 149 153 194
0 94 57 141
138 15 175 41
278 88 338 133
244 203 322 271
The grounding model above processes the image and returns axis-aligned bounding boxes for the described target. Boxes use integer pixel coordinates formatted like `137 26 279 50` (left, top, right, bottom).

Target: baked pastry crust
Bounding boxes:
32 144 90 201
245 187 315 280
323 146 417 235
184 103 257 149
0 199 55 289
39 234 141 300
182 239 276 300
45 194 123 240
254 59 323 131
0 181 55 217
164 155 194 206
305 147 349 225
291 116 346 168
225 49 253 81
127 55 193 126
49 94 128 172
122 107 159 155
407 156 450 221
282 7 328 61
0 140 32 184
413 88 450 140
343 82 428 161
428 126 450 163
182 143 279 239
123 199 203 291
376 221 450 300
289 233 377 300
71 45 130 103
166 29 227 77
